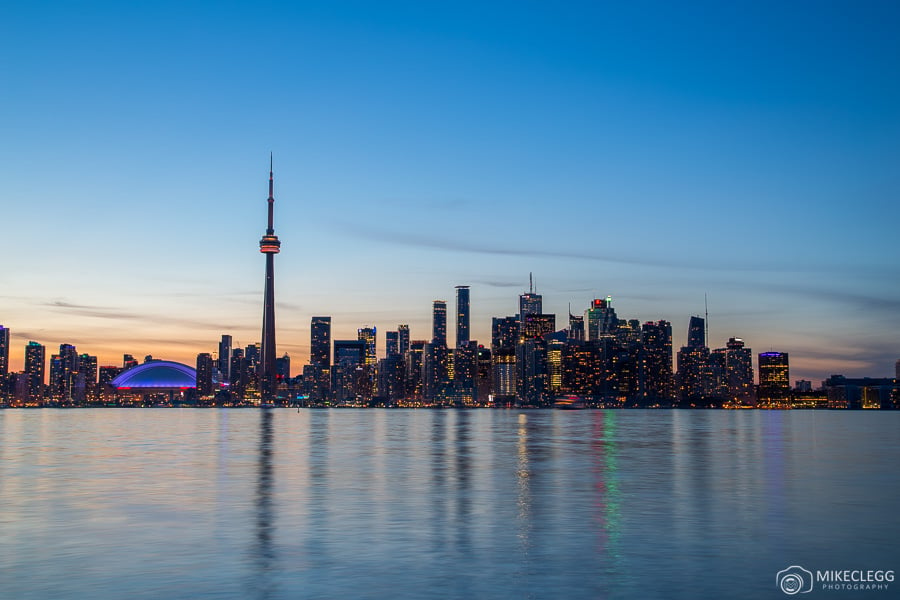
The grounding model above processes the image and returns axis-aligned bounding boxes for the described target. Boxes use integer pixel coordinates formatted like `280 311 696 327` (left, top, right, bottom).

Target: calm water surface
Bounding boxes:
1 409 897 599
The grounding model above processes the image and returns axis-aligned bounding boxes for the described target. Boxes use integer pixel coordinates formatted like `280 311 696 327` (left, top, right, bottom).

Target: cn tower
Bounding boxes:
258 154 281 401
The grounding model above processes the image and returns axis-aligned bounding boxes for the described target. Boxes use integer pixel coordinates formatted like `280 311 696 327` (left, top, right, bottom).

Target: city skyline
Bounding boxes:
2 2 899 383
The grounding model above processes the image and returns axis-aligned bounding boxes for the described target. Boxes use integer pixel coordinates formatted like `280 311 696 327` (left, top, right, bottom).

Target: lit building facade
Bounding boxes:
758 351 790 406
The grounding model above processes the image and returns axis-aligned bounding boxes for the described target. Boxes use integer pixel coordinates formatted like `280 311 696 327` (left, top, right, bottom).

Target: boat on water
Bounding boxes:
554 395 587 410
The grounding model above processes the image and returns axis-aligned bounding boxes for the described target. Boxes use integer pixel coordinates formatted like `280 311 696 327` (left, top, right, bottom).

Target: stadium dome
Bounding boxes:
110 360 196 389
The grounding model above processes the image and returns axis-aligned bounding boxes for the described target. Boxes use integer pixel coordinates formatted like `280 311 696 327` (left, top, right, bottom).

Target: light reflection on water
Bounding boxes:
0 409 897 599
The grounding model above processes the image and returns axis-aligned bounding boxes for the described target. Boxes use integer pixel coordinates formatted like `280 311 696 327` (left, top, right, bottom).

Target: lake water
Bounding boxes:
1 409 897 599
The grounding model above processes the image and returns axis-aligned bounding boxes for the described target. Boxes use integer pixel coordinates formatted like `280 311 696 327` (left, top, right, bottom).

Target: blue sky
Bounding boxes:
2 1 899 382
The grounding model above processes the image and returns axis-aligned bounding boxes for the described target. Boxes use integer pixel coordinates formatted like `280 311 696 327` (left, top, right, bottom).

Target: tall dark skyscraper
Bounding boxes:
0 325 9 375
432 300 447 347
218 335 232 382
196 353 214 396
24 341 45 404
642 320 674 402
398 324 410 356
455 286 470 348
258 156 282 401
725 337 754 405
310 317 331 368
687 316 706 348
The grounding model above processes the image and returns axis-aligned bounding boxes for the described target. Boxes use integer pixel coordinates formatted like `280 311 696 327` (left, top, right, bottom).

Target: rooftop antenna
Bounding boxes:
704 292 709 348
529 272 533 294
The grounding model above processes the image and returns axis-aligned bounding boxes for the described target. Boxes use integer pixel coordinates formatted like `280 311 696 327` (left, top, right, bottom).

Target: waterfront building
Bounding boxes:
230 349 248 401
49 343 79 402
333 340 368 403
423 341 450 403
196 353 214 396
456 285 470 347
725 337 754 405
676 317 713 406
823 375 897 409
758 352 790 406
641 320 674 403
476 345 492 403
78 353 98 403
123 354 138 370
109 360 197 405
376 354 404 404
309 316 332 402
453 340 477 404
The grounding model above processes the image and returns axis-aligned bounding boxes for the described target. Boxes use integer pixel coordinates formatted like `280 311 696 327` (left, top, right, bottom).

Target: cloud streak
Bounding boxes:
335 222 844 274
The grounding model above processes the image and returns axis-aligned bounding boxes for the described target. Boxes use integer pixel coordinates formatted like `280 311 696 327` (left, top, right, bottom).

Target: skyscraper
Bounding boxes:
385 331 399 357
519 275 542 323
196 353 214 396
218 335 232 382
50 343 79 402
567 313 585 342
358 327 377 366
642 320 674 403
676 317 711 405
398 324 410 356
455 286 470 347
687 316 706 348
309 316 332 403
78 353 97 403
258 155 282 401
432 301 447 347
24 341 45 404
585 297 617 341
310 317 332 368
0 325 9 375
725 337 754 405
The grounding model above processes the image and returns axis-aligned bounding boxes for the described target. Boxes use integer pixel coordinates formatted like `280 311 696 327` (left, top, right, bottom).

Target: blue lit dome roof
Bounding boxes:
110 360 196 389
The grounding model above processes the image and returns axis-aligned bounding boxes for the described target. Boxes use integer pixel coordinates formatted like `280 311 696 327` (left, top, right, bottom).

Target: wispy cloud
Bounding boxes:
335 223 816 273
45 300 143 320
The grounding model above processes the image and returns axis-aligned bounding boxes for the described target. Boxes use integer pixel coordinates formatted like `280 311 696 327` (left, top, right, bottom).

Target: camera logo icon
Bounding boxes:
777 565 814 595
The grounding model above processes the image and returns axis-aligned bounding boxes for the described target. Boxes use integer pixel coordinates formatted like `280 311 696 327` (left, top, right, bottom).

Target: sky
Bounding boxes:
2 1 899 383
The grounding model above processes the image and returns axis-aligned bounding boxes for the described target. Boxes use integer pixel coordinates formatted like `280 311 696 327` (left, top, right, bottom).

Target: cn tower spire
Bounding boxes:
259 155 282 402
266 152 275 235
